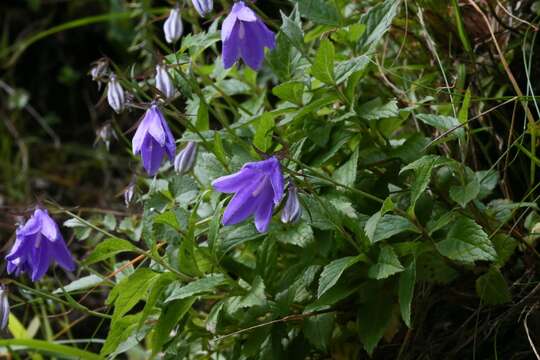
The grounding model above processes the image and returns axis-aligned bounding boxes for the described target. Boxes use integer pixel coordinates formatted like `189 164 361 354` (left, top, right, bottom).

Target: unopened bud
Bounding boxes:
124 182 135 207
164 7 183 43
95 123 117 150
191 0 213 17
174 142 197 174
0 285 9 330
107 74 125 113
155 64 175 100
281 184 302 224
90 59 108 81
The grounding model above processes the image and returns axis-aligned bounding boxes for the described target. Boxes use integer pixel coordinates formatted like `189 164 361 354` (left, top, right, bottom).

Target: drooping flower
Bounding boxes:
281 183 302 224
107 74 125 113
164 6 183 43
5 208 75 282
212 156 284 233
95 122 116 150
191 0 213 17
155 64 175 100
132 105 176 176
0 285 8 330
221 1 276 70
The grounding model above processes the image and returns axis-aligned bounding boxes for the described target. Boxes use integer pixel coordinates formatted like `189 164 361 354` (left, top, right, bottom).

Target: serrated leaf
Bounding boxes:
435 217 496 262
106 268 159 322
303 313 335 351
449 169 480 207
318 256 362 298
152 297 195 353
272 81 304 105
366 214 417 243
359 99 399 120
84 237 138 265
165 274 227 302
293 0 340 25
311 39 335 84
280 7 305 55
368 246 404 279
333 148 358 187
492 234 517 267
274 222 314 247
398 259 416 327
357 291 394 355
476 267 511 305
357 0 401 53
101 313 142 356
416 113 464 141
334 56 370 84
253 113 275 152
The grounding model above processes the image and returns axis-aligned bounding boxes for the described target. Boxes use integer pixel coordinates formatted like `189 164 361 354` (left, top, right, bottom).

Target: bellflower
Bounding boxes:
107 74 125 113
221 1 276 70
0 285 8 330
212 156 284 233
164 7 183 43
155 64 175 100
5 209 75 282
191 0 213 17
281 184 302 224
174 142 197 174
132 105 176 176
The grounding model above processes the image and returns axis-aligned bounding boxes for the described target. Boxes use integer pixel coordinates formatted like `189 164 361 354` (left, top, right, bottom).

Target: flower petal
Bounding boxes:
212 168 260 193
233 1 257 22
222 22 241 69
141 136 166 176
221 10 238 41
31 243 50 282
36 209 60 242
51 239 76 272
239 22 265 70
132 116 150 155
222 187 259 226
254 186 274 233
5 234 33 261
146 107 167 146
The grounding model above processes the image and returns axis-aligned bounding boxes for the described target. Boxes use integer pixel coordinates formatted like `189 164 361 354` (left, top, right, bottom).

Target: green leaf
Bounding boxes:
398 259 416 327
449 168 480 207
140 272 177 327
311 39 335 84
458 87 472 123
273 222 314 247
366 214 417 243
358 99 399 120
53 274 104 294
475 267 511 305
435 217 497 262
165 274 227 302
106 268 159 322
0 339 102 360
272 81 304 105
84 237 138 265
357 290 394 355
253 113 275 152
334 56 370 84
357 0 401 53
152 297 195 352
333 148 358 187
101 313 142 356
318 256 362 298
416 113 464 141
368 246 404 280
196 98 209 131
280 7 305 55
492 234 517 267
303 313 335 350
293 0 340 26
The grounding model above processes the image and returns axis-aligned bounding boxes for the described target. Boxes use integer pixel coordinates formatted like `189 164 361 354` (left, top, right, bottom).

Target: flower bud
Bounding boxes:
191 0 213 17
95 123 116 150
155 64 175 100
281 184 302 224
174 142 197 174
107 74 125 113
124 182 135 207
163 7 183 43
90 59 108 81
0 285 8 330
